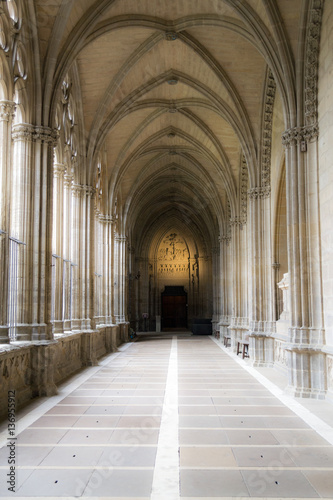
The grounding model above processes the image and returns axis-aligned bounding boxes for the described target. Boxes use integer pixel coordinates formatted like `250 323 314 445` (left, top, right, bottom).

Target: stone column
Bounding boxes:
282 125 326 397
62 173 73 331
100 214 113 325
211 244 220 336
71 184 84 330
247 188 275 366
52 163 66 335
227 219 249 352
114 234 129 340
87 188 96 331
81 186 94 330
0 101 15 343
219 235 232 342
11 124 57 341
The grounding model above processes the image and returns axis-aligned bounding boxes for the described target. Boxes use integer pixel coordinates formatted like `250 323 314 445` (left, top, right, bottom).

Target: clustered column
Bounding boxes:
227 218 249 352
282 126 326 397
218 235 232 341
10 124 57 341
114 234 129 341
247 187 275 365
0 101 15 343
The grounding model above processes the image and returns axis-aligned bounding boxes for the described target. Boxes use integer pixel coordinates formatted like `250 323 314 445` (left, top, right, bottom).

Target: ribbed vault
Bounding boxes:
30 0 305 328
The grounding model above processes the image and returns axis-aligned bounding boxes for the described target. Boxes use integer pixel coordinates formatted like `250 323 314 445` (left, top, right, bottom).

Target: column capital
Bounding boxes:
72 183 95 198
229 216 246 228
247 186 271 199
115 235 127 243
64 173 73 188
219 235 231 245
12 123 59 144
0 100 16 122
72 183 85 198
282 123 318 148
53 163 66 178
99 213 113 224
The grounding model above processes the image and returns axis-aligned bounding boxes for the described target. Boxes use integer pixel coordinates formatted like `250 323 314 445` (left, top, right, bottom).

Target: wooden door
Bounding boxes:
161 294 187 329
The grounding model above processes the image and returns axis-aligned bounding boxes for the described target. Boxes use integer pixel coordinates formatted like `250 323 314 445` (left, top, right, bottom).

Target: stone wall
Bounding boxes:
0 325 123 421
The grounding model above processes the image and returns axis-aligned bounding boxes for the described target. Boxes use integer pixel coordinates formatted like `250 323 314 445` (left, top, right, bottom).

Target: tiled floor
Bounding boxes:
0 334 333 499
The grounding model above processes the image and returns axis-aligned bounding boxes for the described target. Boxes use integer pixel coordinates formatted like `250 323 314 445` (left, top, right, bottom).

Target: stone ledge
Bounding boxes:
0 325 124 421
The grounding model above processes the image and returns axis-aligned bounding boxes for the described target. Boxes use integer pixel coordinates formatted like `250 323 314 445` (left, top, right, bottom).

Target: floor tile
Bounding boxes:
232 446 295 467
180 446 237 467
40 445 104 466
30 415 80 428
272 428 331 445
107 428 160 445
180 469 249 497
14 428 68 444
179 415 222 428
98 446 157 467
45 405 90 415
0 445 53 466
84 468 154 496
241 469 319 498
72 415 120 428
16 468 95 497
179 429 229 445
58 428 114 444
304 470 333 497
289 446 333 466
226 429 279 445
179 406 218 416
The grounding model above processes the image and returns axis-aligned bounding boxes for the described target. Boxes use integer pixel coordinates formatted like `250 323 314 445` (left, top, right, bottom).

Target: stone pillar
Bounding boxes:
211 244 220 336
247 188 275 366
81 186 94 330
100 214 113 325
114 234 129 340
52 164 66 335
0 101 15 343
282 125 326 398
87 187 96 331
11 124 57 341
227 219 249 352
219 236 231 342
71 184 84 330
62 173 73 331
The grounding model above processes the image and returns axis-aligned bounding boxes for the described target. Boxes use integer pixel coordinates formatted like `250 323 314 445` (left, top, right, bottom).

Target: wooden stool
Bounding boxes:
224 335 231 347
237 341 249 359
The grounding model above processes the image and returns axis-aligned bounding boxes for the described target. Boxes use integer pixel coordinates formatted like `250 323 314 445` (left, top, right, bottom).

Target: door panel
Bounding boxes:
162 294 187 329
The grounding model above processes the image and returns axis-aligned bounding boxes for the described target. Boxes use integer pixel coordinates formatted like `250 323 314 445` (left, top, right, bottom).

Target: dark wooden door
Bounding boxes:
161 294 187 329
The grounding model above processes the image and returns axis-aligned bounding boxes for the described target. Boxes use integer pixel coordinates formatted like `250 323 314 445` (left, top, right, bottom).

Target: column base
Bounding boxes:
31 341 58 397
228 317 249 353
0 325 10 343
285 385 326 399
249 334 275 367
285 347 326 398
16 323 53 342
81 330 99 366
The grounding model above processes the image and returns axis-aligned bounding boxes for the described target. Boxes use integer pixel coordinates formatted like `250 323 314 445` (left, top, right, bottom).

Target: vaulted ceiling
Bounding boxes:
35 0 301 252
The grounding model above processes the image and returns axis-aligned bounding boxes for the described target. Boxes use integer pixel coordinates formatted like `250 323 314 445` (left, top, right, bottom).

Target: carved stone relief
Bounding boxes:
157 233 189 276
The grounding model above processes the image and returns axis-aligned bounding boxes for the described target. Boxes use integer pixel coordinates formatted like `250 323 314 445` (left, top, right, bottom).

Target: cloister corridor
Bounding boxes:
1 333 333 499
